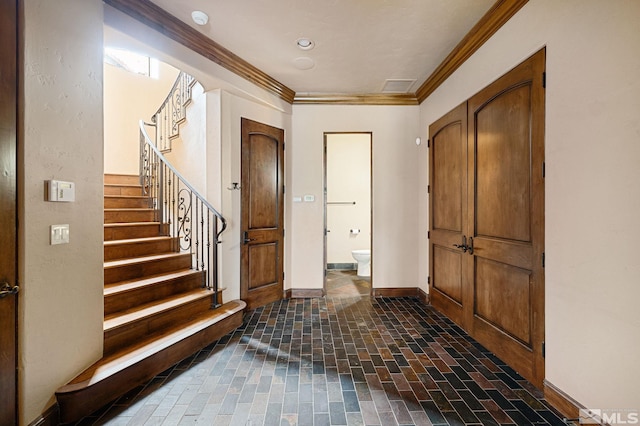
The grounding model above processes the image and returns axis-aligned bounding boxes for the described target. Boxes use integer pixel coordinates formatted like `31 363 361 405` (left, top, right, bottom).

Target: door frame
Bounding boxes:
0 0 19 424
323 132 373 294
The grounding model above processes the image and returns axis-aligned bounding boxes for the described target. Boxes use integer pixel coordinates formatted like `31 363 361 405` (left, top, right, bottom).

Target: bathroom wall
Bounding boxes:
326 133 371 265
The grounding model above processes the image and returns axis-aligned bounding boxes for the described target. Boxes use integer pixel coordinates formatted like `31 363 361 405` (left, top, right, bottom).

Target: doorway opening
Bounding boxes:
324 133 372 297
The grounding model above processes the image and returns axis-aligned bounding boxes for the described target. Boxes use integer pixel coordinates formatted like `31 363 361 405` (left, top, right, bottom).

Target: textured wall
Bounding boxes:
20 0 104 423
292 105 420 290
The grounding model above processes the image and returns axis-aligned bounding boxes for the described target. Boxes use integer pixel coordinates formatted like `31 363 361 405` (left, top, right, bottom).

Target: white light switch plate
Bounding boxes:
303 195 315 202
51 224 70 245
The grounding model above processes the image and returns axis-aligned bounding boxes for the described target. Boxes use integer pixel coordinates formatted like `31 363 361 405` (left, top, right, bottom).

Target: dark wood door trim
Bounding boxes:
0 0 19 424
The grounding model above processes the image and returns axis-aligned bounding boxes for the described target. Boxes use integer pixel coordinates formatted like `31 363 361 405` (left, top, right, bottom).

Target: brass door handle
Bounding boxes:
0 282 19 298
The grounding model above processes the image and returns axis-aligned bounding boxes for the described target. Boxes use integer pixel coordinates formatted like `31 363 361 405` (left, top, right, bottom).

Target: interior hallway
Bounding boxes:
73 293 567 425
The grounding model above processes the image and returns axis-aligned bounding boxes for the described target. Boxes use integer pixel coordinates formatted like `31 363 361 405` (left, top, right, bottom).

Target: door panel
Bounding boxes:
248 243 278 289
432 246 462 303
248 134 279 229
429 103 468 326
241 118 284 310
0 0 18 424
475 257 531 345
432 122 464 232
429 49 545 388
475 84 532 242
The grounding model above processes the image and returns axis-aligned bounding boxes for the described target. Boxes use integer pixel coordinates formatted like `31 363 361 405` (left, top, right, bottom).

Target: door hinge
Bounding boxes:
283 229 285 237
283 142 285 150
427 185 430 194
427 276 431 285
542 161 545 178
542 252 545 268
283 272 285 280
427 139 430 148
542 341 546 358
542 72 546 88
427 230 430 239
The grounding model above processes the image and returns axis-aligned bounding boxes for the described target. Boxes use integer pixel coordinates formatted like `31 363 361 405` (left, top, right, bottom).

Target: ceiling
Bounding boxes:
148 0 496 96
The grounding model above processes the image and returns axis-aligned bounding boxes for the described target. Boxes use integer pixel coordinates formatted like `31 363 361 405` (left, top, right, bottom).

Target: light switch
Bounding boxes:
303 195 315 202
293 196 302 203
51 224 70 245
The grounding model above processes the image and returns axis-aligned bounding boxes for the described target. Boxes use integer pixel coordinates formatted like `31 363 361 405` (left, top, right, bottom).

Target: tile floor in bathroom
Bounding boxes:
74 272 569 425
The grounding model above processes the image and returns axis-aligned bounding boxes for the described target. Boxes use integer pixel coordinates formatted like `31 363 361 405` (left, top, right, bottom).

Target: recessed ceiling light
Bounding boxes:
191 10 209 26
296 38 315 50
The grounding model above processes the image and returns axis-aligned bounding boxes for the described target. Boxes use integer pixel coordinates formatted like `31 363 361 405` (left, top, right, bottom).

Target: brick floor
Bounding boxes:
74 296 568 425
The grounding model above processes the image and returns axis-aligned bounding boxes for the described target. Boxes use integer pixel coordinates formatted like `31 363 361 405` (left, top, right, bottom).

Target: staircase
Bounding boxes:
55 174 245 423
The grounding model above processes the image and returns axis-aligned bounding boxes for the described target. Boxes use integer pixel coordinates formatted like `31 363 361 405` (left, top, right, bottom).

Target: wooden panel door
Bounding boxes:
468 49 545 387
429 103 469 326
0 0 18 424
429 49 545 387
240 118 285 310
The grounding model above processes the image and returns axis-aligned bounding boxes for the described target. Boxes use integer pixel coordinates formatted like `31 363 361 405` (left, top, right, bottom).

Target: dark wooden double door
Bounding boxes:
429 49 545 387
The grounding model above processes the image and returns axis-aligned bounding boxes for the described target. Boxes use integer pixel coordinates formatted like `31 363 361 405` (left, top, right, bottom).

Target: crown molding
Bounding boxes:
103 0 296 104
294 93 419 106
104 0 526 106
415 0 529 103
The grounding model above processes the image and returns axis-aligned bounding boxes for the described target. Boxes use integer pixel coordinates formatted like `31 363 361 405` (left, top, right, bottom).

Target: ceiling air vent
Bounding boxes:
381 79 416 93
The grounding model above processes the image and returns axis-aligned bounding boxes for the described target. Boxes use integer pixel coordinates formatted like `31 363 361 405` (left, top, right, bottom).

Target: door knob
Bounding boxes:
453 236 468 253
0 282 19 298
243 231 255 244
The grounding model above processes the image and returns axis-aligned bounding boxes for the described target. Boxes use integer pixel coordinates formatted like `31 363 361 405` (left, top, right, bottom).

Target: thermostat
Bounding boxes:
47 180 75 202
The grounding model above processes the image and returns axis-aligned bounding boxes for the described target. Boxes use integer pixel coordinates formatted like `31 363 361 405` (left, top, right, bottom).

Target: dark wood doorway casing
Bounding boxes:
429 49 545 387
240 118 285 310
0 0 19 424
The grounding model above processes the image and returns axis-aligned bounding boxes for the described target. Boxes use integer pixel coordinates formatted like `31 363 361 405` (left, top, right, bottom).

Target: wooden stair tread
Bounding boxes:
104 252 188 268
104 208 155 212
104 183 142 188
58 300 246 391
104 222 163 228
104 269 197 296
104 195 148 199
104 236 174 246
104 289 213 331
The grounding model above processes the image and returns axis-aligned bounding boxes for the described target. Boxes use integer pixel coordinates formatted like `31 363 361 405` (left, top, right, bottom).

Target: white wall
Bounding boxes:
164 82 207 194
20 0 104 424
104 59 178 174
326 133 371 264
418 0 640 411
292 105 420 290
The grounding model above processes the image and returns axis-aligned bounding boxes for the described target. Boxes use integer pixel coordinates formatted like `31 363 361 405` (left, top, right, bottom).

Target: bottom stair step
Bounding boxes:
55 299 246 424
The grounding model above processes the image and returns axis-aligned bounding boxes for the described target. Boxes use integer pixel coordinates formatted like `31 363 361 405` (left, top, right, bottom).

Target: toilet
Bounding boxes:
351 249 371 277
